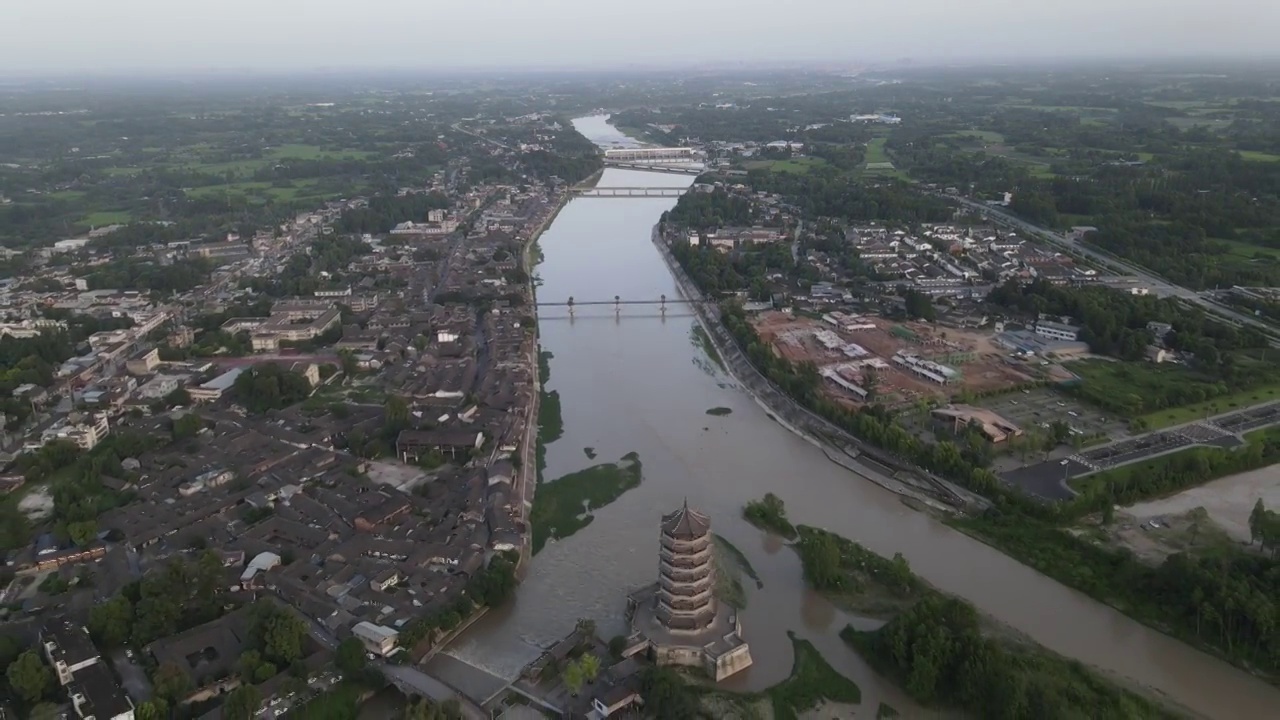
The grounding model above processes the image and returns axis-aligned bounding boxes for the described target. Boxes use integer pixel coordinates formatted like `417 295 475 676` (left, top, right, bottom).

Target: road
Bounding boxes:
948 195 1280 342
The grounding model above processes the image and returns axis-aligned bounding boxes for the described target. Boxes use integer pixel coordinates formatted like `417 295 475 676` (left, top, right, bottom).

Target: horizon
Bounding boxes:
5 0 1278 77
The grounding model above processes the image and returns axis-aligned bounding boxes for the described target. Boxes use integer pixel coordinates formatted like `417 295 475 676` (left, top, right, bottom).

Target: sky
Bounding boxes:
4 0 1277 75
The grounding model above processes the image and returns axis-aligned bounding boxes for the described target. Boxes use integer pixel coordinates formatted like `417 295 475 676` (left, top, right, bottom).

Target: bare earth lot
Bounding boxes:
1125 464 1280 542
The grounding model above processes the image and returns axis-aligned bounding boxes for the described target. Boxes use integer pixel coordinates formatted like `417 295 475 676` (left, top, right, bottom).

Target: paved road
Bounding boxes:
112 651 152 702
948 195 1280 343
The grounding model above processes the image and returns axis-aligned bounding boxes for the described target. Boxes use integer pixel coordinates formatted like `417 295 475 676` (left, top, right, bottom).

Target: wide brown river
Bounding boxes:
430 116 1280 719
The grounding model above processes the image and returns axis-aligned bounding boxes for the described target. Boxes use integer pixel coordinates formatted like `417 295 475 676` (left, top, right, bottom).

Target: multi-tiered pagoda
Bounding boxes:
625 501 752 681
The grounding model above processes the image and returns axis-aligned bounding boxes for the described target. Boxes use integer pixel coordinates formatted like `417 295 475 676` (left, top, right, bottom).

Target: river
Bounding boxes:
431 116 1280 719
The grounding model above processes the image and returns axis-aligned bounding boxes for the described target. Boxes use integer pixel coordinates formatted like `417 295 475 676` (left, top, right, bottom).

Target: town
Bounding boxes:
0 108 587 719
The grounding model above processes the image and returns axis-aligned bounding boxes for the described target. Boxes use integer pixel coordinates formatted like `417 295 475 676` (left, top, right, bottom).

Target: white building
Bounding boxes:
1034 321 1082 342
352 621 400 656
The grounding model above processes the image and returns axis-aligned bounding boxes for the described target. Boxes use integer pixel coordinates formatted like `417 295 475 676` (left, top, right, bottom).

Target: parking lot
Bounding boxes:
982 388 1129 443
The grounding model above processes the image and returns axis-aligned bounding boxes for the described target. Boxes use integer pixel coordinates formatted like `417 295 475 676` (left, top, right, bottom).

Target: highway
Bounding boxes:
947 195 1280 342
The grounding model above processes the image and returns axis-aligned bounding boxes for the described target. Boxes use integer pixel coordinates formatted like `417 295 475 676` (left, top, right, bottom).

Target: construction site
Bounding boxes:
751 311 1035 408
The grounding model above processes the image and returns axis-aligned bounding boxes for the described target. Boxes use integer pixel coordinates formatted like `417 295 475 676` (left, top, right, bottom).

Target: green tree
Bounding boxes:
152 662 192 703
336 637 367 676
88 595 134 647
562 659 584 696
578 653 601 684
6 650 51 704
223 684 262 720
134 699 170 720
67 520 97 547
1250 499 1266 545
171 412 203 440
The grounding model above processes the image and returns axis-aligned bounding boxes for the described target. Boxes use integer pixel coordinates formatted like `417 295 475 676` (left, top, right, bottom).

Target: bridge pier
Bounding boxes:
567 296 574 318
660 293 666 318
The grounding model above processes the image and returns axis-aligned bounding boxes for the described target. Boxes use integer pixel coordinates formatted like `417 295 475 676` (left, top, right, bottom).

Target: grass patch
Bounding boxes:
949 129 1005 144
1238 150 1280 162
530 452 642 554
743 157 827 174
691 324 726 372
743 493 797 540
706 407 732 416
1065 358 1273 420
80 210 132 226
583 447 597 459
864 137 890 164
1139 382 1280 429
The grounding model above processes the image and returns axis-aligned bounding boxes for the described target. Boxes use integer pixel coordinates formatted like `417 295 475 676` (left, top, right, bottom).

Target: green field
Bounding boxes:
185 180 322 202
1239 150 1280 162
1066 359 1259 419
80 210 132 226
1215 237 1280 260
744 157 827 174
266 143 376 161
1139 383 1280 429
864 137 890 164
949 129 1005 144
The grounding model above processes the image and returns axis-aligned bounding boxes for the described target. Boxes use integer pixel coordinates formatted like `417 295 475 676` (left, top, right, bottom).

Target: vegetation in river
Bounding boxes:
842 595 1181 720
952 508 1280 681
713 534 762 588
743 493 797 540
535 349 561 482
705 406 732 416
530 452 642 554
786 524 1182 718
583 447 597 459
641 634 861 720
795 526 922 618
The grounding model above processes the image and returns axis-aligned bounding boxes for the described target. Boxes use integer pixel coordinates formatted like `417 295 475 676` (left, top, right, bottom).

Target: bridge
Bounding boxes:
604 146 694 162
535 295 711 316
573 186 687 198
603 160 704 175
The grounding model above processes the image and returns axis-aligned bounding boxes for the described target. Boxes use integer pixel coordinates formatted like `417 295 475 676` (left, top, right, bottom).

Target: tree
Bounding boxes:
6 650 51 704
1250 499 1266 545
562 659 584 696
135 699 170 720
152 662 192 703
88 595 134 647
223 684 262 720
171 412 203 440
336 637 367 676
608 635 628 659
578 653 601 684
386 395 410 434
67 520 97 547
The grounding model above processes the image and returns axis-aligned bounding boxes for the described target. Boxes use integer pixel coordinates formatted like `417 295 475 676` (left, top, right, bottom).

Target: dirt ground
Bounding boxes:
1125 465 1280 542
752 313 1032 408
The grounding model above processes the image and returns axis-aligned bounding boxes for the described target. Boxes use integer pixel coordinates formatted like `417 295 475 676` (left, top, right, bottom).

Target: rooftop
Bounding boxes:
661 501 711 541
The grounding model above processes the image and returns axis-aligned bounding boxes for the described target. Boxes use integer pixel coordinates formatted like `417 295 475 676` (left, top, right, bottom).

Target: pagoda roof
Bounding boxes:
661 500 711 540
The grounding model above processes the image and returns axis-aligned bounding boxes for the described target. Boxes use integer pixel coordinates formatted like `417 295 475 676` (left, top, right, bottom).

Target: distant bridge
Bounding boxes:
602 160 705 175
535 295 712 315
573 186 687 198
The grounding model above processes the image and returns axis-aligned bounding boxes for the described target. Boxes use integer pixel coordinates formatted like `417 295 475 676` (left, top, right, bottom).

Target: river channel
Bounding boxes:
432 116 1280 719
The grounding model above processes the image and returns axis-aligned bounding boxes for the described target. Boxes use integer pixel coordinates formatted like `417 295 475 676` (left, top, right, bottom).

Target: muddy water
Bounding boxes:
434 117 1280 719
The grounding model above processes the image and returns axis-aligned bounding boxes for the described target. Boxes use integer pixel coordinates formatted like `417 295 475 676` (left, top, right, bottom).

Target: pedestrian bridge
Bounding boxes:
573 186 687 198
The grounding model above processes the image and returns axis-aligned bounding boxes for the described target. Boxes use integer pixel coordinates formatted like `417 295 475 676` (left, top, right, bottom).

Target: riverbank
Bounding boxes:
650 224 969 512
513 182 580 578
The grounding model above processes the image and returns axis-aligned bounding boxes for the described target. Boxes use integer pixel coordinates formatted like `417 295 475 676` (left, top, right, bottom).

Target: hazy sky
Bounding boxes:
4 0 1277 74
